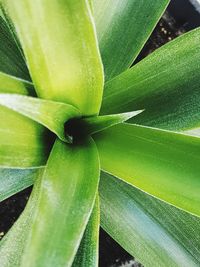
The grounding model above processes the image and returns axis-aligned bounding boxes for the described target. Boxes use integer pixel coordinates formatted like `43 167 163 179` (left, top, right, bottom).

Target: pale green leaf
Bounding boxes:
94 123 200 217
0 167 43 202
20 137 100 267
73 197 100 267
0 14 29 80
100 172 200 267
0 176 42 267
0 94 80 142
0 105 51 168
2 0 104 115
94 0 169 80
101 28 200 132
0 72 34 95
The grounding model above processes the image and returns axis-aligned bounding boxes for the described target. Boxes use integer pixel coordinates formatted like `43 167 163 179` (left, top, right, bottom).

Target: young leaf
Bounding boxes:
20 138 100 267
0 72 34 95
0 105 51 168
0 176 42 267
94 123 200 217
0 94 80 142
0 14 29 80
72 197 100 267
100 172 200 267
2 0 104 115
94 0 169 80
101 28 200 131
81 110 143 135
0 167 43 202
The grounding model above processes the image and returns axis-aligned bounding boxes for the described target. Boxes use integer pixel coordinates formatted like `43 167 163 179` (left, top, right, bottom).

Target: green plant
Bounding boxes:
0 0 200 266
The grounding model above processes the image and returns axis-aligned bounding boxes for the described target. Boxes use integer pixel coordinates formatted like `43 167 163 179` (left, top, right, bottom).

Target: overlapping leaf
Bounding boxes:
2 0 104 115
94 0 169 80
20 138 100 267
95 123 200 217
100 172 200 267
101 28 200 132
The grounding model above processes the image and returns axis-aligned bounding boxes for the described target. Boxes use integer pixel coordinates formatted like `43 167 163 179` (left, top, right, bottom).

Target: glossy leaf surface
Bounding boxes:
21 138 100 267
101 28 200 131
0 94 80 142
73 197 100 267
94 0 169 80
100 172 200 267
95 123 200 216
2 0 103 115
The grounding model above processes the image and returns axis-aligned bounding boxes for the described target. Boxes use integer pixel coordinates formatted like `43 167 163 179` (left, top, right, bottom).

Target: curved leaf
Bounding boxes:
20 138 100 267
2 0 104 115
0 72 34 95
0 14 29 80
0 167 43 202
0 105 51 168
94 0 169 80
100 172 200 267
73 197 100 267
0 94 80 142
0 176 42 267
101 28 200 131
95 123 200 217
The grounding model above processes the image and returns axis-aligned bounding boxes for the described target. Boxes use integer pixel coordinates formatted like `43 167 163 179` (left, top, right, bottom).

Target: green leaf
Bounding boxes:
94 123 200 217
0 14 29 80
20 138 100 267
0 72 34 95
81 110 143 135
0 167 43 202
0 176 42 267
94 0 169 80
0 94 80 142
0 105 51 168
100 172 200 267
101 28 200 132
73 197 100 267
2 0 104 115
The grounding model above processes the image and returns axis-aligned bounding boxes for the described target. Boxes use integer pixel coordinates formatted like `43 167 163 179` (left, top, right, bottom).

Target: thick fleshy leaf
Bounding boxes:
0 72 34 95
72 197 100 267
20 138 100 267
0 176 42 267
0 14 29 80
94 0 169 80
0 94 80 142
0 167 43 202
2 0 104 115
101 28 200 131
100 172 200 267
0 105 51 168
80 110 143 135
94 123 200 217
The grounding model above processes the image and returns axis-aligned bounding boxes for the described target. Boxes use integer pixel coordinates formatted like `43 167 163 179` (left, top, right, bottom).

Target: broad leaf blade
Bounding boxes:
95 123 200 217
101 28 200 132
21 138 100 267
0 176 42 267
0 167 43 202
0 105 51 168
82 110 143 135
0 14 29 80
0 72 34 95
100 172 200 267
2 0 104 115
94 0 169 80
73 197 100 267
0 94 80 142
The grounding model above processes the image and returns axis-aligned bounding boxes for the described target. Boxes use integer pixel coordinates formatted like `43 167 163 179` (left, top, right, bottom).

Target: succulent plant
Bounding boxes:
0 1 200 266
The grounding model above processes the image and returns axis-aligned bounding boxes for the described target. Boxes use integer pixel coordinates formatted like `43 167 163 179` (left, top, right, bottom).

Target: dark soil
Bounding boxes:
1 1 199 266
